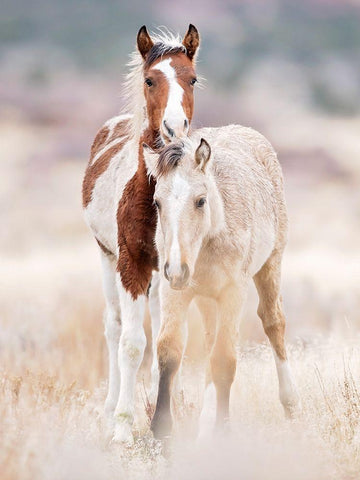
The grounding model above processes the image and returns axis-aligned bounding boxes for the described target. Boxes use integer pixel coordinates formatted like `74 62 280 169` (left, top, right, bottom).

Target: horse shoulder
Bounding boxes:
82 115 131 209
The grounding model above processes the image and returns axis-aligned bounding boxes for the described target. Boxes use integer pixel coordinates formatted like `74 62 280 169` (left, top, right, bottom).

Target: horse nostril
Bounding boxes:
184 118 189 129
164 262 170 281
163 120 174 138
181 263 190 284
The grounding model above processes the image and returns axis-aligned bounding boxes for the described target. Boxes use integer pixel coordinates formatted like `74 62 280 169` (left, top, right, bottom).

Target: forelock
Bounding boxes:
144 43 187 68
156 142 185 177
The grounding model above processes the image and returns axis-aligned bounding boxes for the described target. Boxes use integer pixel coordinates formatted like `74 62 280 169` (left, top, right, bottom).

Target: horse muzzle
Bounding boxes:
161 119 189 143
164 261 190 290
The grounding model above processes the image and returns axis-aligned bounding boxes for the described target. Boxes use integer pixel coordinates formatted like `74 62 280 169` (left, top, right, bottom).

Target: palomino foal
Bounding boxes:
144 127 300 439
82 25 200 443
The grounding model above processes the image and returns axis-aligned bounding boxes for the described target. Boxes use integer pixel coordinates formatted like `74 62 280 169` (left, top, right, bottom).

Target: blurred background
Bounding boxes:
1 0 360 386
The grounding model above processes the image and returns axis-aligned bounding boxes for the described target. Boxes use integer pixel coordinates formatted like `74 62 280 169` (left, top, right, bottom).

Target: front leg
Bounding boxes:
148 271 161 406
113 279 147 444
150 284 192 439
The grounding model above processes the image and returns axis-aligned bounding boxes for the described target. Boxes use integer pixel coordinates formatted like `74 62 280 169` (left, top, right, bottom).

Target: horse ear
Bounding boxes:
195 138 211 172
137 26 154 59
142 143 158 176
182 24 200 61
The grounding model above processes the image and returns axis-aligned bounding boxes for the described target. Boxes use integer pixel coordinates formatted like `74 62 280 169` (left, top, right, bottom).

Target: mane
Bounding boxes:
156 142 185 177
121 28 190 142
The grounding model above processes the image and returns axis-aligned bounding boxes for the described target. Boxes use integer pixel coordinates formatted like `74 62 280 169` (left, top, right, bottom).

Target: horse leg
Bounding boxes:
100 252 121 418
254 252 300 417
195 296 217 437
211 284 245 430
170 319 188 416
113 280 147 443
148 271 160 406
151 286 192 439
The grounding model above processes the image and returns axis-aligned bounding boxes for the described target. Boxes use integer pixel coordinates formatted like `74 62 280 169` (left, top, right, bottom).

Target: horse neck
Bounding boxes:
206 171 226 238
140 128 161 151
133 128 159 190
135 127 162 177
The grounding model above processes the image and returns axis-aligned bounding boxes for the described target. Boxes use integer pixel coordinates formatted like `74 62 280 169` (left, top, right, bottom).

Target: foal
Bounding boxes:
82 25 200 443
144 127 300 439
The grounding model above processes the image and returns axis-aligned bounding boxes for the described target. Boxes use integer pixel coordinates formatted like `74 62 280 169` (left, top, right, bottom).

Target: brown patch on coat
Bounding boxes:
107 120 130 143
116 142 158 300
89 126 110 161
82 140 127 208
82 119 129 208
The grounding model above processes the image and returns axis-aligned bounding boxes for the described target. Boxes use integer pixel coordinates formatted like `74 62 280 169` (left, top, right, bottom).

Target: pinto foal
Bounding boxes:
143 127 300 439
82 25 200 443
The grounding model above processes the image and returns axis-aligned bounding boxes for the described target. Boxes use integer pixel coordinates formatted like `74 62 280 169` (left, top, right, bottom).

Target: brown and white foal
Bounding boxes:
82 25 200 443
144 127 300 439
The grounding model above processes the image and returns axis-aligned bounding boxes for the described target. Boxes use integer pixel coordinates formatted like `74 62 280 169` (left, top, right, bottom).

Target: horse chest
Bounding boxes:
116 159 158 299
192 251 233 297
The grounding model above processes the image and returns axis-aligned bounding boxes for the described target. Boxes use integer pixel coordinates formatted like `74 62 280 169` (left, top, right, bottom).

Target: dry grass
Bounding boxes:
3 316 360 479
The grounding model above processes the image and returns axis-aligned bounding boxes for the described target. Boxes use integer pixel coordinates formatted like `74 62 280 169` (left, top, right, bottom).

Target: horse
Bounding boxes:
143 126 300 439
82 25 200 443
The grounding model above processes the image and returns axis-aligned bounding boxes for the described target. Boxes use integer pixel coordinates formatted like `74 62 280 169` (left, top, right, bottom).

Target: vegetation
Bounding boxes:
1 0 360 113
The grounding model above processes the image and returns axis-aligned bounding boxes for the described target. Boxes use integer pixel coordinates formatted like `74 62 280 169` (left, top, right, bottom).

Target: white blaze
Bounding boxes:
152 58 187 136
168 173 190 276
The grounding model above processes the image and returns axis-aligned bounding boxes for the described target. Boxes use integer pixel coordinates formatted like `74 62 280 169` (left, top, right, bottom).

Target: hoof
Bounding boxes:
282 390 301 419
112 423 134 445
112 411 135 445
284 401 302 420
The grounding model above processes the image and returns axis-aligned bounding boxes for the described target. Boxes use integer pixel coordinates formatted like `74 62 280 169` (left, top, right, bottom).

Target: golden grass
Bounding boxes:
2 290 360 480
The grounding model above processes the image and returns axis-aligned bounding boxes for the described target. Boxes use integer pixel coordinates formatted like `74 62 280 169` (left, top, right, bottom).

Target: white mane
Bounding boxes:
121 28 188 142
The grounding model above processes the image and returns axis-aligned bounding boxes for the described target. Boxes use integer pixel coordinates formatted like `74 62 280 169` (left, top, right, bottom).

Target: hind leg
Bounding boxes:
254 252 299 417
100 252 121 418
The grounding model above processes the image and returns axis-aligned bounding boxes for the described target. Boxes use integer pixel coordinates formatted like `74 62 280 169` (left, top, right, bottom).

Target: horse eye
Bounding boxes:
190 78 197 86
154 199 161 210
145 78 153 87
196 197 206 208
